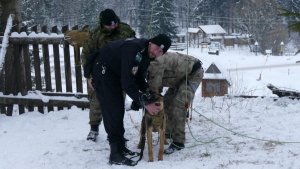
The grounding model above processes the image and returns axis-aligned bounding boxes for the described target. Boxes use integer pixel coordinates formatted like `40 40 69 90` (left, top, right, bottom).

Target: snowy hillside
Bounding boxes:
1 47 300 169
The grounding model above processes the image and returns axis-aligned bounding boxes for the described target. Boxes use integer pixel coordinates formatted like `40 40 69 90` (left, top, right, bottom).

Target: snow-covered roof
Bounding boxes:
203 73 226 80
203 63 228 81
188 28 201 34
176 33 186 37
199 25 227 35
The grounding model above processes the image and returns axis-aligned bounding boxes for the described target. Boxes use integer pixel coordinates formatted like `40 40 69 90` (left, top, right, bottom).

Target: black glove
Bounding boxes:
130 101 141 111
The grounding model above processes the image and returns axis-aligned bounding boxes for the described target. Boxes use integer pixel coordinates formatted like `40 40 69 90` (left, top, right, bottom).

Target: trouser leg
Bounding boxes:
88 87 102 127
94 69 125 144
167 69 203 144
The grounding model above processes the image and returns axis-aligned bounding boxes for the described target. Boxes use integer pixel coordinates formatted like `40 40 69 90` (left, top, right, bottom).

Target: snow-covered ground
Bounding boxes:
1 47 300 169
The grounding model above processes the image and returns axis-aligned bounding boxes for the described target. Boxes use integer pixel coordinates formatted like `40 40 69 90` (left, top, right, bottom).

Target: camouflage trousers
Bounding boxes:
88 87 102 126
164 68 204 144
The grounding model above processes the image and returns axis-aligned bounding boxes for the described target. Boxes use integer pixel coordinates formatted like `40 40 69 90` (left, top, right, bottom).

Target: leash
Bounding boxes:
191 106 300 144
132 108 146 164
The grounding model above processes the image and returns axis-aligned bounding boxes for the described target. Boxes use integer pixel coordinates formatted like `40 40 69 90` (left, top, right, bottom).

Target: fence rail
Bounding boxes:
0 24 89 115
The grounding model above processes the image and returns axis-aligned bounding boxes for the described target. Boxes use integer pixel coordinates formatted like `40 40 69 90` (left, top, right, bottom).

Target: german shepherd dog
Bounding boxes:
138 96 166 162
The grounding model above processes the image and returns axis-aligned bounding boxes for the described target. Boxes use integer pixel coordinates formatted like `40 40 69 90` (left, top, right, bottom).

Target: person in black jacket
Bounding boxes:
84 34 171 166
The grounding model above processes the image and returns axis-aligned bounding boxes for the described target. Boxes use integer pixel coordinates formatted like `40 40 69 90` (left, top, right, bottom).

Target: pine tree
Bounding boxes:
146 0 177 38
279 9 300 33
78 0 104 28
194 0 238 32
137 0 152 38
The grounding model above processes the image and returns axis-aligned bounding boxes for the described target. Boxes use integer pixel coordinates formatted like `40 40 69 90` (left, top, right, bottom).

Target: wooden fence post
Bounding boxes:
3 25 20 115
22 26 34 111
71 25 83 93
42 25 53 112
62 25 73 93
31 25 44 113
0 71 4 114
51 26 63 110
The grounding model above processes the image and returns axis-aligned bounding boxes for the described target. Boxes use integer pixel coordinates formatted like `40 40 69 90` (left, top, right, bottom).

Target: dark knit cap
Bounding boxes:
149 34 172 54
99 9 119 26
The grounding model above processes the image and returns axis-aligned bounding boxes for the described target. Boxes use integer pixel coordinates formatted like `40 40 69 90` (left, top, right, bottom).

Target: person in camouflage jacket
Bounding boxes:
147 52 204 154
81 9 135 142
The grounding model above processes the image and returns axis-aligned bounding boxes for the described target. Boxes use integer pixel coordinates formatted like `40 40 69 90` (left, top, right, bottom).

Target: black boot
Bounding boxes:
119 139 139 157
86 125 99 142
164 142 185 154
109 143 137 166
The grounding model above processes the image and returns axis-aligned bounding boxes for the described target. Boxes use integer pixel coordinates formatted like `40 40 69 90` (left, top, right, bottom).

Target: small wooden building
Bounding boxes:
188 28 201 47
202 63 230 97
199 25 227 44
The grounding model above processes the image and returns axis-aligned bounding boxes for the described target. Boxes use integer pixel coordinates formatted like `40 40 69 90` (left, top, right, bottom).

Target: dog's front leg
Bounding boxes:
147 125 154 162
158 115 166 161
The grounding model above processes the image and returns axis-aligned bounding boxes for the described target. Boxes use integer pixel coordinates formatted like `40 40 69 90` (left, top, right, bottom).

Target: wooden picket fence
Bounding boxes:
0 24 90 115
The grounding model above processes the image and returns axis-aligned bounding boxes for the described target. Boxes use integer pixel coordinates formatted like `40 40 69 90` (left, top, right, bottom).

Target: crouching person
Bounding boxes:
147 52 204 154
84 34 171 166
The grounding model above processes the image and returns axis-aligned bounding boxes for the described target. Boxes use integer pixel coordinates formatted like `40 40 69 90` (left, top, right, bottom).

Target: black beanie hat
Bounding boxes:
99 9 119 26
149 34 172 54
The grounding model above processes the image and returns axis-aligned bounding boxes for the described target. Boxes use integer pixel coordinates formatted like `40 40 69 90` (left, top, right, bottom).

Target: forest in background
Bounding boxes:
0 0 300 54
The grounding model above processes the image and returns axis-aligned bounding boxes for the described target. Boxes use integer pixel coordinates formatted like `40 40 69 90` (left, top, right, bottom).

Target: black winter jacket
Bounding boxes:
84 38 152 103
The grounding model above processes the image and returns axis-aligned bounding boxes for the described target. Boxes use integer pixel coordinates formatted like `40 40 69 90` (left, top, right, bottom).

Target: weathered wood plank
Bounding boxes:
8 37 63 44
14 43 25 114
62 25 72 93
74 45 83 93
32 43 44 113
42 26 54 112
22 44 34 111
40 92 88 98
0 96 89 109
4 43 16 115
32 44 42 90
52 26 63 110
42 44 52 91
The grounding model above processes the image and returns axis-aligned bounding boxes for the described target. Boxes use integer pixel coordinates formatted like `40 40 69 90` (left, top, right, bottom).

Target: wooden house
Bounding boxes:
202 63 230 97
199 25 227 44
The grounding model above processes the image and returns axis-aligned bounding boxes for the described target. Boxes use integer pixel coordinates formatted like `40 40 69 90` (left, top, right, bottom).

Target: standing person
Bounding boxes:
81 9 135 142
84 34 171 166
147 52 204 154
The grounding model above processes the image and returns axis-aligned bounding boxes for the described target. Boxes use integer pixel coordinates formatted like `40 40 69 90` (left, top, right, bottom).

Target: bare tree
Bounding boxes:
232 0 287 55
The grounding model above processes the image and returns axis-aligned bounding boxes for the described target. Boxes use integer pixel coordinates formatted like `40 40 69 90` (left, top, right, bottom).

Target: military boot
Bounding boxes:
119 139 139 157
164 142 185 154
86 125 99 142
109 142 137 166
